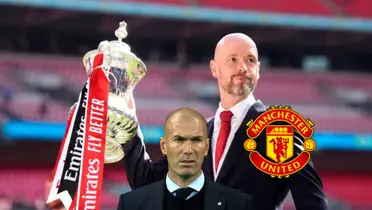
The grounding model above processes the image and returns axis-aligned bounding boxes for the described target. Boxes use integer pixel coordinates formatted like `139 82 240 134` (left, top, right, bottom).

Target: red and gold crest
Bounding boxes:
244 105 317 178
266 125 294 164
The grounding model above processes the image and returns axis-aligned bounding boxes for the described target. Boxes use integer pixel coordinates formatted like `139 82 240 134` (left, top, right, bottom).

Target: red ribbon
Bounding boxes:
47 53 109 210
76 53 109 209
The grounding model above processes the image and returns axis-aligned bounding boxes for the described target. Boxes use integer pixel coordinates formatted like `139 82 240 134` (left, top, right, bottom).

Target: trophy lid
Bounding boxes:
115 21 129 43
83 21 145 74
98 21 131 55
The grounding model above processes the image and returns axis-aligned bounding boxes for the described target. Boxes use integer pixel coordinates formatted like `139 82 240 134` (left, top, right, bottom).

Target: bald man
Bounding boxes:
123 33 328 210
118 108 252 210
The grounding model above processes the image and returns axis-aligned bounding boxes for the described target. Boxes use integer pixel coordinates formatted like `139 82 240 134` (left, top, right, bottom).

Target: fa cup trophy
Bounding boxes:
47 21 147 210
81 21 147 163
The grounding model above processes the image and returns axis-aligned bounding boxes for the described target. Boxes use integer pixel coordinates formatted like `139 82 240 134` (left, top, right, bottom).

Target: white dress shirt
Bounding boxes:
166 172 205 200
212 93 256 180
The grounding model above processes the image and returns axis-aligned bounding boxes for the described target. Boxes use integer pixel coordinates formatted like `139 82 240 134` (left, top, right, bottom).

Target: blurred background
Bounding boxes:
0 0 371 209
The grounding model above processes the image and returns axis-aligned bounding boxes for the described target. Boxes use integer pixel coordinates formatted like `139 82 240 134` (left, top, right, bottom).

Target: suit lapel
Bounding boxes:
204 179 226 210
203 118 215 180
216 100 267 183
143 180 164 210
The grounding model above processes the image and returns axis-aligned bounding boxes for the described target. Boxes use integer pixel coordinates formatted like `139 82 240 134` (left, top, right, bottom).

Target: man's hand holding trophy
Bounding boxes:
46 21 147 210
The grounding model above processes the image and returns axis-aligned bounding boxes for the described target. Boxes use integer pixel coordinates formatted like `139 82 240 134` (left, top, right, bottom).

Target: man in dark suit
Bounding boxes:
117 108 252 210
123 33 328 210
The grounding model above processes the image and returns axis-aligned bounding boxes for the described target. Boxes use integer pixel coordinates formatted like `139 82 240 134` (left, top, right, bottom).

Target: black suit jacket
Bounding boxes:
123 101 328 210
117 177 253 210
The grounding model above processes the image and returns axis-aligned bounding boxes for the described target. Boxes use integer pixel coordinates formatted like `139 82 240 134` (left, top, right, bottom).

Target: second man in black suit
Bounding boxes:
117 108 252 210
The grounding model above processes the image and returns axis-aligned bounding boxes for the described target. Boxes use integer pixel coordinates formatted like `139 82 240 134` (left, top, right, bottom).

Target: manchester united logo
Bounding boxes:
244 105 317 178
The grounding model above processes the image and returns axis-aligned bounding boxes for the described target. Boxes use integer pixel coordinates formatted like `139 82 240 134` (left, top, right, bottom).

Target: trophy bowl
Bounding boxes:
80 21 147 163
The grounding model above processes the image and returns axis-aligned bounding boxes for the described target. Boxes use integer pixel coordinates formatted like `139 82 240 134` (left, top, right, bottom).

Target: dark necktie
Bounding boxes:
215 110 233 172
174 187 194 200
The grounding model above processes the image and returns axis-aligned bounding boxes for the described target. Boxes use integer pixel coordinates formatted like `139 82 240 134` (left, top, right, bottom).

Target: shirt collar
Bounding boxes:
215 93 256 121
166 171 205 193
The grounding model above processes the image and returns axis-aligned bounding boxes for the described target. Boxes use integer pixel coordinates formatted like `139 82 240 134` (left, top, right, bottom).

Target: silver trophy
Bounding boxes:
79 21 146 163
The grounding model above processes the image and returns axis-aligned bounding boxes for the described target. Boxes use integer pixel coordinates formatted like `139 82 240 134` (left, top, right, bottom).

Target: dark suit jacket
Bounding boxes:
117 178 253 210
122 101 328 210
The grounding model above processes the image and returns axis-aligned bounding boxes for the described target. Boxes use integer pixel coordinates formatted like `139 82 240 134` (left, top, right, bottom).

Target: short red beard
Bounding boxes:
223 77 255 96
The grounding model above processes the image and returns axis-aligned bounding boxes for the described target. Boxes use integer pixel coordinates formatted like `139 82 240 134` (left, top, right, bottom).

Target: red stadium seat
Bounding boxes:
195 0 331 16
332 0 372 18
322 173 372 207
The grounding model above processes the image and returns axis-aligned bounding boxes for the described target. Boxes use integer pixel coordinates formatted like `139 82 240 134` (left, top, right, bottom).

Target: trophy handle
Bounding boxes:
82 50 98 75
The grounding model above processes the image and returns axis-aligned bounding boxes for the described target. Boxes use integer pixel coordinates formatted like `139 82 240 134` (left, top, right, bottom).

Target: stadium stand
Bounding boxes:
199 0 332 16
111 0 372 18
1 53 371 132
332 0 372 18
